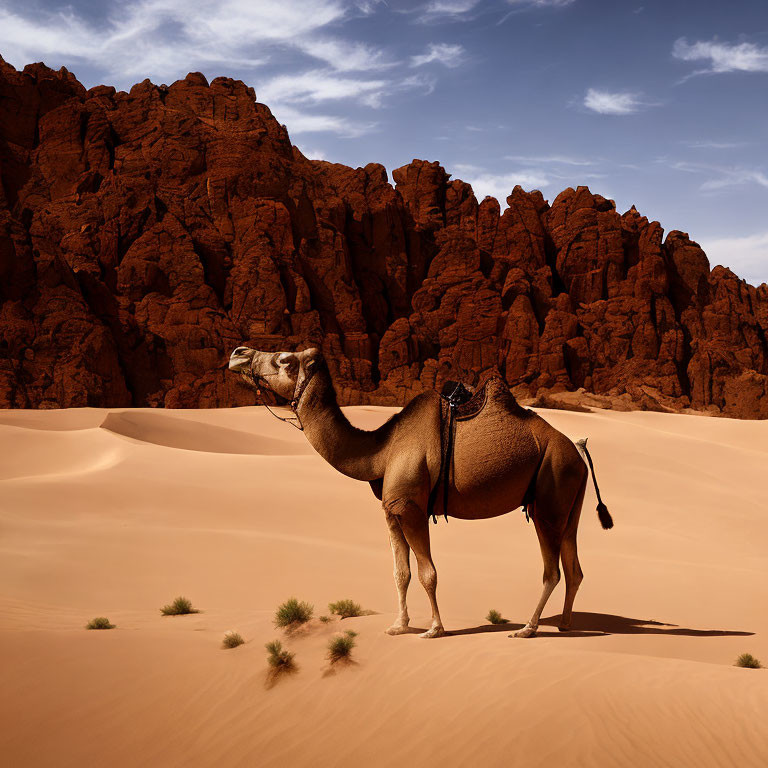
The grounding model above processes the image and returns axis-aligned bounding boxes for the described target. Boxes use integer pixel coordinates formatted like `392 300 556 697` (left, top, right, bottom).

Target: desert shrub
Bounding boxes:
222 631 245 649
85 617 115 630
328 630 357 664
486 609 507 625
266 640 295 670
274 598 313 629
735 653 763 669
319 615 332 623
328 599 364 619
160 596 199 616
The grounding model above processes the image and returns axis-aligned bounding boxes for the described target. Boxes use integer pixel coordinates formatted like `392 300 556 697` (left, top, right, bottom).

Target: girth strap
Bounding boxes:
427 383 468 524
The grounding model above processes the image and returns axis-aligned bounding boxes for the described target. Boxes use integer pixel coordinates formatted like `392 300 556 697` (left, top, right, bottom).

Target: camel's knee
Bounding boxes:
564 561 583 588
543 568 561 588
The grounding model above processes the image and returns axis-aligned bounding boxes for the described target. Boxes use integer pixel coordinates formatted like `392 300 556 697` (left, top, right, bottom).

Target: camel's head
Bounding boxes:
228 346 322 403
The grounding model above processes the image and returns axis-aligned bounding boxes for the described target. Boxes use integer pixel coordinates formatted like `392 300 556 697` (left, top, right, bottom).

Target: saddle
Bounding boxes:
426 376 538 524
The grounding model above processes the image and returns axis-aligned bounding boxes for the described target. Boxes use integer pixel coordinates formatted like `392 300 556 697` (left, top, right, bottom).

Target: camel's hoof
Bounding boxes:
514 625 537 638
419 627 446 639
384 624 409 636
558 626 571 633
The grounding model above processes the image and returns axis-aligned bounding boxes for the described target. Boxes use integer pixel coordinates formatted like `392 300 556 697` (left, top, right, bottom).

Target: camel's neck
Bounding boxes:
296 367 389 482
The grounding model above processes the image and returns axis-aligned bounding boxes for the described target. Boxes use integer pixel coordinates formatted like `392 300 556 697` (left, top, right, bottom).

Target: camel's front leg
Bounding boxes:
384 512 411 635
396 503 445 638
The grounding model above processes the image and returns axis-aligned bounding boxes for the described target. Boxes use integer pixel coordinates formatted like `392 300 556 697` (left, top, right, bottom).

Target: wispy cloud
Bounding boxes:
421 0 573 22
296 145 329 160
497 0 575 24
260 70 390 108
401 73 438 95
699 231 768 285
410 43 465 68
507 0 575 6
673 37 768 77
297 38 393 72
453 163 550 204
700 169 768 191
417 0 484 23
668 160 768 192
583 88 645 115
506 153 595 166
269 104 376 137
354 0 386 13
684 140 748 150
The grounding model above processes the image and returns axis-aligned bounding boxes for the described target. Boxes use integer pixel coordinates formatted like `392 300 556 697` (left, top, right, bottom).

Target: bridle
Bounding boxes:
242 354 318 431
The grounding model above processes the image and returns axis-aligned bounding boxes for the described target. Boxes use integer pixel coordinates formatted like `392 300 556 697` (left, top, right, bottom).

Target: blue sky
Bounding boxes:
1 0 767 284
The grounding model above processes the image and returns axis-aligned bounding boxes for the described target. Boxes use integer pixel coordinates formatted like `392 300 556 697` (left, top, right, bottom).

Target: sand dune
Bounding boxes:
0 405 766 767
100 410 313 455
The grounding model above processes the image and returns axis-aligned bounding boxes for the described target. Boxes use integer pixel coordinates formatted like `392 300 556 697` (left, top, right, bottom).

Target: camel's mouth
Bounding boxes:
228 347 254 372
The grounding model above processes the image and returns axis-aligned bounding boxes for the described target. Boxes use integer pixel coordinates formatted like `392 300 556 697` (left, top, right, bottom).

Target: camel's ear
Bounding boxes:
276 352 299 371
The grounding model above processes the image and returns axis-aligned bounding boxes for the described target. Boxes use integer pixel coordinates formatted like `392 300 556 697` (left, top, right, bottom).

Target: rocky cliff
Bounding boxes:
1 60 767 416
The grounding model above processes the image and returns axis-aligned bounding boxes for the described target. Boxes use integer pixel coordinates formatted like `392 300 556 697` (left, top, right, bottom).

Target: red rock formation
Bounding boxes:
1 60 767 417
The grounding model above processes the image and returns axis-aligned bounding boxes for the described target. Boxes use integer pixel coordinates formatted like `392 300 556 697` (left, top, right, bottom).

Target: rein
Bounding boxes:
242 356 317 431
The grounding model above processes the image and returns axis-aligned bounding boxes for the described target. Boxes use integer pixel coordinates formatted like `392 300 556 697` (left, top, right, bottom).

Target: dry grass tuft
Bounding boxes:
160 596 199 616
328 599 364 619
265 640 296 687
222 631 245 649
735 653 763 669
266 639 295 669
85 617 115 630
486 609 507 625
328 630 357 664
274 598 313 629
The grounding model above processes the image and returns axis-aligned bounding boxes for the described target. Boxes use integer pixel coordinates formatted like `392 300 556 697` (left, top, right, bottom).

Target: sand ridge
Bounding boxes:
100 410 313 455
0 405 766 766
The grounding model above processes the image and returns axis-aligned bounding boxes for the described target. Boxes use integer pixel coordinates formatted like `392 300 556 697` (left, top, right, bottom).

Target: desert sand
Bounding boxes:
0 403 766 767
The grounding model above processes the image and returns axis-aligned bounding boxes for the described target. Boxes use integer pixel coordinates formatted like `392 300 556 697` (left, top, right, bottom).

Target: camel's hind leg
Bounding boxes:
558 475 587 632
384 512 411 635
514 514 562 638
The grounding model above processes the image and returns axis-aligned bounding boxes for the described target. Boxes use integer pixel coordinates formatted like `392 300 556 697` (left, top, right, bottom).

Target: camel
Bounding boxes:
228 345 613 639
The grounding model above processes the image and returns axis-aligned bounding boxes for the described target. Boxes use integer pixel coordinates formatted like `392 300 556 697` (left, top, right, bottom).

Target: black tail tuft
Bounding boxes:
597 502 614 530
576 438 614 531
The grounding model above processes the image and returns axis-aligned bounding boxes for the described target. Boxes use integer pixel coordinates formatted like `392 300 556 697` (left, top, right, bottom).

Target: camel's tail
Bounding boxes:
575 438 614 530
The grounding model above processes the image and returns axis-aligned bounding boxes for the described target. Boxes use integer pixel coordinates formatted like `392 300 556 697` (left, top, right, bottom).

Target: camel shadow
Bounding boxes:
443 622 604 638
432 612 753 639
540 612 754 637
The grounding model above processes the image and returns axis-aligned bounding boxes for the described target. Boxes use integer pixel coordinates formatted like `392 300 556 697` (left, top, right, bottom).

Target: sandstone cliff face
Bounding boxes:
1 60 767 416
